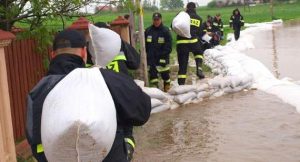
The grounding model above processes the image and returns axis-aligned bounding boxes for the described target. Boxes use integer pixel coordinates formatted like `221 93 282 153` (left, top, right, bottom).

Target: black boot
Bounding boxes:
197 67 205 79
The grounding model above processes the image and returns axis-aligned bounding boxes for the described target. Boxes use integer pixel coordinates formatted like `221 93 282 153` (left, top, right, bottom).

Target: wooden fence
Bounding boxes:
4 39 47 141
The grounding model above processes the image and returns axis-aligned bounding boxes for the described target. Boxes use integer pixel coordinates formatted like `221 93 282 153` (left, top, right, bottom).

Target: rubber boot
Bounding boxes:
164 82 171 92
124 137 135 161
197 67 205 79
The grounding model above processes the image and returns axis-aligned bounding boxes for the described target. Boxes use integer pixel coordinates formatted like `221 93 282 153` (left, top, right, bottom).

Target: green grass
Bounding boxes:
15 1 300 72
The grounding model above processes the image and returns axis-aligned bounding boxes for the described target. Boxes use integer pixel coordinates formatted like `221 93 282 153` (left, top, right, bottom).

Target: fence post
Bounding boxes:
0 30 17 162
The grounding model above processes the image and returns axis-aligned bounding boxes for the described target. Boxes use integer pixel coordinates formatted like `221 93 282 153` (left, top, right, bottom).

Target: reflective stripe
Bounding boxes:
85 64 93 68
178 74 187 79
190 19 201 27
157 66 170 72
159 59 166 64
146 38 152 42
241 20 245 22
229 20 233 22
177 39 198 44
220 29 224 31
195 55 203 59
150 78 159 83
125 138 135 148
213 23 218 26
164 79 171 83
158 37 165 43
203 29 207 32
113 55 126 61
37 144 44 153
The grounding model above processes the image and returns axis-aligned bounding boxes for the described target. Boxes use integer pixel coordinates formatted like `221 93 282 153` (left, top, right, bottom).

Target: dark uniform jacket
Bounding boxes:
176 10 203 42
230 9 244 30
145 24 172 66
26 54 151 162
213 17 224 36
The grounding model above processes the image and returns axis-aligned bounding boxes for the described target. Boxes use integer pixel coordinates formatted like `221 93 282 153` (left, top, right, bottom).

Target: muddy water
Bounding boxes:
133 22 300 162
245 21 300 80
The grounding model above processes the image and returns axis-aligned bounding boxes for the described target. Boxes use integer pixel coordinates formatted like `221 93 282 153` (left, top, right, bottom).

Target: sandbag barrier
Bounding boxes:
136 69 253 114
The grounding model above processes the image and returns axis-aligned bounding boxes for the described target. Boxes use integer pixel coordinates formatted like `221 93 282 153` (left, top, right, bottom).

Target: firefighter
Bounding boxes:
213 13 224 39
200 16 221 50
145 12 172 91
26 29 151 162
175 2 205 85
91 22 141 161
230 8 245 40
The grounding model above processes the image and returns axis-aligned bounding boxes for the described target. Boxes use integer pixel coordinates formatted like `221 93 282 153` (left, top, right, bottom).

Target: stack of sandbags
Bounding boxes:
142 87 173 114
171 11 191 38
41 68 116 162
168 84 210 105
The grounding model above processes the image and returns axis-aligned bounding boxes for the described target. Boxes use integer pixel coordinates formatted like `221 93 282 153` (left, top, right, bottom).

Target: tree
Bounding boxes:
160 0 183 9
0 0 94 31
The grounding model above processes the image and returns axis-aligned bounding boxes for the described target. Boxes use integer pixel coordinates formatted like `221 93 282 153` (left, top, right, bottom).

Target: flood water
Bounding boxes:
245 21 300 80
133 21 300 162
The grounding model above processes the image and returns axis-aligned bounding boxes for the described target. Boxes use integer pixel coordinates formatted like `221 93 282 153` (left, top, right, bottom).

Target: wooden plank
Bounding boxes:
0 47 17 162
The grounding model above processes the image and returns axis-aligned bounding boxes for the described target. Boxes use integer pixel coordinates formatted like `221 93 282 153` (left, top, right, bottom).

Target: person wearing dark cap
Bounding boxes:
176 2 205 85
213 13 224 39
26 29 151 162
145 12 172 91
200 15 221 50
230 8 244 40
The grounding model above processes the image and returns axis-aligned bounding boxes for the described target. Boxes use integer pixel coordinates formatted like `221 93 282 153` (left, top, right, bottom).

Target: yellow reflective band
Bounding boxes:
150 78 159 83
165 79 171 83
113 55 127 61
203 29 207 32
190 19 201 27
229 20 233 22
146 38 152 42
177 39 198 44
194 55 203 59
241 20 245 22
157 66 170 72
213 23 218 26
37 144 44 153
85 64 93 68
125 138 135 148
107 61 120 73
221 29 224 31
159 59 166 64
178 74 187 79
158 37 165 43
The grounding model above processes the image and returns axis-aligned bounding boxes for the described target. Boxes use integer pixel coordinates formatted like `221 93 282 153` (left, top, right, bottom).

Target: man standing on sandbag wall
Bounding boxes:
26 29 151 162
229 8 244 41
145 12 172 92
176 2 205 85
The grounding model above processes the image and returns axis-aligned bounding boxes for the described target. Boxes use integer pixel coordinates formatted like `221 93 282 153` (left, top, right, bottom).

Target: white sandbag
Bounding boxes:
168 85 197 95
228 76 243 88
41 68 116 162
151 98 164 108
196 83 209 92
174 92 197 104
202 34 212 43
134 79 145 88
151 104 170 114
172 11 191 38
170 101 180 110
192 98 203 104
142 87 168 100
197 91 210 99
89 24 121 67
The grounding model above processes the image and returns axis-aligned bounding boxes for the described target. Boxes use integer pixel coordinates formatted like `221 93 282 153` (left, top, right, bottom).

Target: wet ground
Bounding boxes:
133 21 300 162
